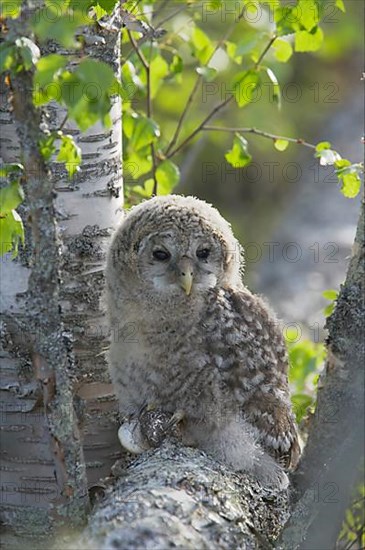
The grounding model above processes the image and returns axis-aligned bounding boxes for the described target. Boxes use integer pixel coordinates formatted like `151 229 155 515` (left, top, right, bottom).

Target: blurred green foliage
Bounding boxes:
285 327 325 423
1 0 363 256
338 480 365 549
117 0 362 207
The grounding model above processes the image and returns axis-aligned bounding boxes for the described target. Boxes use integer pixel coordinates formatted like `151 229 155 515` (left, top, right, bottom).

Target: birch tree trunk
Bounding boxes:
0 9 123 542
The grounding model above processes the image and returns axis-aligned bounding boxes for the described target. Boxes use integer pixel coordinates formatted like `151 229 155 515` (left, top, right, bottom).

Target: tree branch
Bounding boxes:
202 126 317 149
72 442 290 550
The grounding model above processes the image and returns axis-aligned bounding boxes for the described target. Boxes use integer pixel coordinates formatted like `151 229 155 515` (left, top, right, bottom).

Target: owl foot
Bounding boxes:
252 453 289 491
140 408 181 447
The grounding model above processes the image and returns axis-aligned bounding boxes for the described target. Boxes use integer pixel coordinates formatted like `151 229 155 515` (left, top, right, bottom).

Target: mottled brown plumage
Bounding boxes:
105 195 300 489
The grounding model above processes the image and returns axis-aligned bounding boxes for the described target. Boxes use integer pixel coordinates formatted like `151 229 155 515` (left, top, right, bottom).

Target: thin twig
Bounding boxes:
155 4 187 28
255 34 277 68
201 126 317 150
152 0 170 21
165 96 233 159
128 29 148 69
58 113 68 131
165 4 247 156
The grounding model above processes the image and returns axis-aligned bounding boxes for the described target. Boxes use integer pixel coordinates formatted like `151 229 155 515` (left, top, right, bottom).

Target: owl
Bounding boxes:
105 195 300 489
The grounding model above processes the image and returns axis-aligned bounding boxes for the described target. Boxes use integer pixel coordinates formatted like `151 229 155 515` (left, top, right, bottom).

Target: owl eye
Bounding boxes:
153 249 170 261
196 248 210 260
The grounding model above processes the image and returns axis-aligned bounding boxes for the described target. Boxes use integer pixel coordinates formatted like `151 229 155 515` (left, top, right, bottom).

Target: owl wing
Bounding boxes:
215 287 300 470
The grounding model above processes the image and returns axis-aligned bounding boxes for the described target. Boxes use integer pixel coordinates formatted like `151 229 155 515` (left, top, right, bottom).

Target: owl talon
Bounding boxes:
137 401 158 417
165 409 185 431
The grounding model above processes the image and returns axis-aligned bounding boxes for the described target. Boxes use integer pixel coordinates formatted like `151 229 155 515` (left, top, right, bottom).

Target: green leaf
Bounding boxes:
323 288 338 317
275 6 300 35
0 210 24 258
92 5 108 19
121 60 144 99
33 54 67 105
0 43 16 72
125 151 152 180
324 303 335 317
124 112 160 152
39 134 57 161
297 0 319 31
34 54 67 88
226 41 241 64
68 0 94 10
76 58 115 90
339 172 362 198
32 6 91 49
0 181 24 214
288 338 325 392
274 139 289 152
191 27 215 64
291 393 314 423
58 59 116 131
149 55 169 98
1 0 22 18
225 40 260 65
273 38 293 63
0 163 23 178
15 37 40 70
131 181 152 198
56 134 82 177
170 55 183 74
196 66 217 82
295 27 324 52
315 141 331 152
233 70 260 108
155 160 180 194
335 0 345 12
98 0 119 12
235 38 260 57
225 134 252 168
334 160 363 198
266 67 281 108
322 289 338 301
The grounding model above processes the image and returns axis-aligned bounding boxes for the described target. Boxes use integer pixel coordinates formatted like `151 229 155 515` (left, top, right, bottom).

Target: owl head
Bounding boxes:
107 195 243 305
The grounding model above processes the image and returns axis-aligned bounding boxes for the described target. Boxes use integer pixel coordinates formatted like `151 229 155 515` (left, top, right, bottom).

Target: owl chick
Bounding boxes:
105 195 300 489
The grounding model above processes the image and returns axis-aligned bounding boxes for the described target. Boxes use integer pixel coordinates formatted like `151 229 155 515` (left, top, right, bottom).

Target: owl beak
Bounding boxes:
178 257 194 295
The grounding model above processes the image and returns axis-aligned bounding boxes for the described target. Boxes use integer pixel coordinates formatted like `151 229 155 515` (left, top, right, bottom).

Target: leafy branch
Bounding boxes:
128 30 158 195
165 34 278 160
165 3 248 156
201 125 317 150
